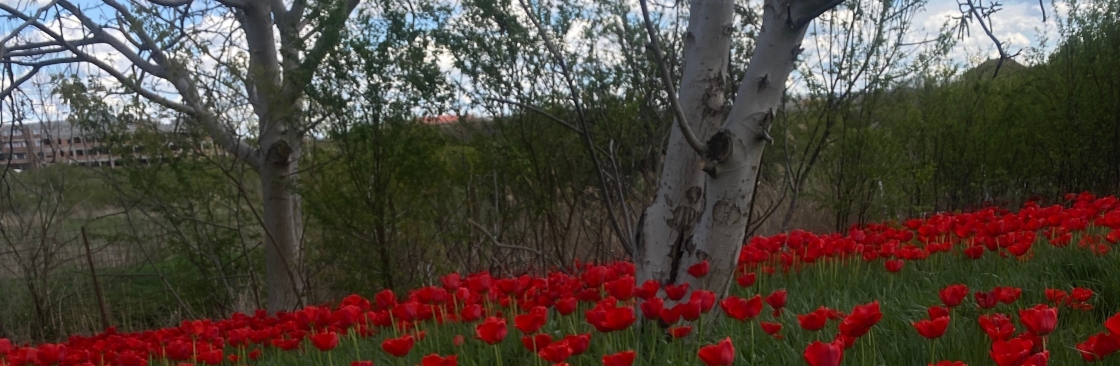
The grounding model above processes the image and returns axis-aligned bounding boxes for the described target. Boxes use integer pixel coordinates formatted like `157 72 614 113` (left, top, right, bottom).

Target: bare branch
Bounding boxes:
52 1 169 78
0 0 60 46
516 0 634 256
280 0 360 103
147 0 192 7
637 0 708 156
466 218 542 255
962 0 1012 78
215 0 248 9
484 97 583 134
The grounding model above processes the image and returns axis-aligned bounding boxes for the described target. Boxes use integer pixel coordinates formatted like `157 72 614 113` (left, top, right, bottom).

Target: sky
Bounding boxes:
0 0 1067 125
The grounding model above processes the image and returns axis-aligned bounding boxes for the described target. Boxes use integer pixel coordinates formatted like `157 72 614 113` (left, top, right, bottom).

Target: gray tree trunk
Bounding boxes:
636 0 829 299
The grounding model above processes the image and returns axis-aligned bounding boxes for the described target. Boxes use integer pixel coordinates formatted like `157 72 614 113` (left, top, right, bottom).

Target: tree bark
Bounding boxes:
637 0 829 301
635 0 733 286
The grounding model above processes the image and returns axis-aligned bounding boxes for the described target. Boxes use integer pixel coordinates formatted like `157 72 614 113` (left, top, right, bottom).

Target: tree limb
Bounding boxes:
466 218 542 255
961 0 1013 78
215 0 248 9
786 0 846 30
54 1 169 78
147 0 192 7
637 0 708 156
280 0 360 104
484 97 583 134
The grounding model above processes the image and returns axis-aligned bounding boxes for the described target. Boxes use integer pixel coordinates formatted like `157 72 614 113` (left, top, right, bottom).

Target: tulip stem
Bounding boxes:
493 344 503 366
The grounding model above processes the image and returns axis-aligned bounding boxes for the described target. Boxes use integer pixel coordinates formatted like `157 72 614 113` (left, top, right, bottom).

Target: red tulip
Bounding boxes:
1019 304 1058 336
36 343 65 365
978 313 1015 341
990 338 1032 366
669 326 692 338
664 283 690 301
310 331 339 352
1022 351 1049 366
537 341 573 363
381 334 415 357
928 305 950 320
421 354 458 366
658 306 681 325
676 301 702 322
839 301 882 338
602 350 636 366
760 322 783 338
636 279 660 300
975 291 999 309
0 338 11 354
605 276 636 300
640 297 664 320
690 290 717 313
913 316 950 339
1071 287 1094 302
441 273 461 291
515 306 548 334
737 272 757 287
803 340 844 366
885 259 904 272
521 334 553 352
562 333 591 355
1075 332 1120 361
475 317 508 345
688 260 710 278
939 284 969 307
995 287 1022 304
603 305 637 331
1107 312 1120 335
375 289 397 310
766 289 787 316
798 307 830 331
963 245 985 259
555 297 578 316
698 337 735 366
719 295 762 321
1044 289 1067 305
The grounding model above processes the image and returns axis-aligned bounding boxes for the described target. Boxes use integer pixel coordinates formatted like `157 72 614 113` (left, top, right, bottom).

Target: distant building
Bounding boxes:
1 120 223 170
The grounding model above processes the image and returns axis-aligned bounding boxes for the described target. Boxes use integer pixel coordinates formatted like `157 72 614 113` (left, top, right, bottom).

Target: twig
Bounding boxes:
637 0 707 155
466 218 542 255
81 226 111 330
485 98 583 134
962 0 1012 78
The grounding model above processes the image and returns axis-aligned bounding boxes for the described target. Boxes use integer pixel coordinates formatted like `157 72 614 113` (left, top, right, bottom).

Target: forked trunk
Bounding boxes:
637 0 825 301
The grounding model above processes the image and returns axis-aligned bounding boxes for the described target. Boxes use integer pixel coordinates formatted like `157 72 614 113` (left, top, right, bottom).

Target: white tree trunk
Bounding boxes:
635 0 734 285
260 134 304 312
637 0 826 299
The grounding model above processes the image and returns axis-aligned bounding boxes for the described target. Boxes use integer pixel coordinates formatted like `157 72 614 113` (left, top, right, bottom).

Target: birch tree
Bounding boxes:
632 0 1031 302
0 0 359 311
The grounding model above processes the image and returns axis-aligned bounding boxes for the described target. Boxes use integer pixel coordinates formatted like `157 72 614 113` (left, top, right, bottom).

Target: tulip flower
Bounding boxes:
602 350 636 366
698 337 735 366
803 340 844 366
913 316 950 339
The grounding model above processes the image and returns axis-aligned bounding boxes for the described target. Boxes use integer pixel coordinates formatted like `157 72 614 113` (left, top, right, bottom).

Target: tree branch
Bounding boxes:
280 0 360 104
53 1 169 78
215 0 248 9
786 0 846 30
484 97 583 134
961 0 1013 78
637 0 708 156
516 0 634 256
466 218 542 255
147 0 192 7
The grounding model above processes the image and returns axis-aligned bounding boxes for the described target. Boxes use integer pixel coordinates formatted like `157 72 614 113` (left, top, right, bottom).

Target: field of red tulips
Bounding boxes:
4 193 1120 366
